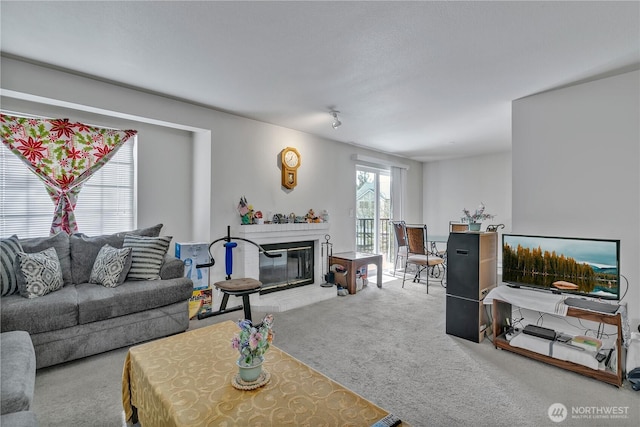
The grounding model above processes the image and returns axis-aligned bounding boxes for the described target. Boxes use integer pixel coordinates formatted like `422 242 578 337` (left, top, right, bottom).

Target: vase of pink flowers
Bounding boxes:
231 314 274 382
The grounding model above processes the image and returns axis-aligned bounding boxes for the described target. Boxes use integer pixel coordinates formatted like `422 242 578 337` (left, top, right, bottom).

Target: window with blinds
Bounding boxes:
0 136 136 238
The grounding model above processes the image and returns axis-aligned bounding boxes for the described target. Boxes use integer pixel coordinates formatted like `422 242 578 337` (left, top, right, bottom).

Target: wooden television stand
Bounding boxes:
492 298 623 387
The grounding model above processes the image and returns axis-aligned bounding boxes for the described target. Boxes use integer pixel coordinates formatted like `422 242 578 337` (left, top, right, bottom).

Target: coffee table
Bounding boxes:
329 252 383 294
122 321 402 426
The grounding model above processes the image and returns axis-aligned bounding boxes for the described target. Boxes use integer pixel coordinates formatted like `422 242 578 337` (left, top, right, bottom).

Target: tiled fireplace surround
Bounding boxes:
224 223 336 312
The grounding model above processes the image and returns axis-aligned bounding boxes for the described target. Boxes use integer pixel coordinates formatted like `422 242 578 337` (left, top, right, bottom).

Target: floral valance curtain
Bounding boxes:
1 114 137 234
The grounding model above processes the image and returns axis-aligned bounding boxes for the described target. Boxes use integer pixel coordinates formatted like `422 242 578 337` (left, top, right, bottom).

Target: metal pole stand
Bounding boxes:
320 234 334 287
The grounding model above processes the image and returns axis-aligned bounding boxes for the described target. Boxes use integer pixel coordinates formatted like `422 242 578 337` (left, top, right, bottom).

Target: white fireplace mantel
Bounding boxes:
234 222 330 244
232 223 335 312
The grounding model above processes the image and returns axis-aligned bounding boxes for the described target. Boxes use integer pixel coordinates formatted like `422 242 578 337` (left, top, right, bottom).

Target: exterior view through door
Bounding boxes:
355 166 392 273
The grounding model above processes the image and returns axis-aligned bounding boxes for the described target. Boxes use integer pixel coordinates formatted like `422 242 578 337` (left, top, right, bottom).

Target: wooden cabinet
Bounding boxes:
491 299 623 387
446 232 497 342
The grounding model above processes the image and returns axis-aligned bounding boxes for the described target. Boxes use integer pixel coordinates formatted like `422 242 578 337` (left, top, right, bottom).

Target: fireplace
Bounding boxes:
259 241 314 294
234 223 335 312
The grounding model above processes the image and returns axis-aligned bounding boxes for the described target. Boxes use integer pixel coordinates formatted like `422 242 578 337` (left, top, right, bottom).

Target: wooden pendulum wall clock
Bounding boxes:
281 147 301 189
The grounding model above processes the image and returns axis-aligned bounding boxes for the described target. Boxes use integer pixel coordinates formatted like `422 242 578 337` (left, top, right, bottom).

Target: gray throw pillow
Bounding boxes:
19 232 72 286
1 235 23 296
123 235 172 280
15 247 64 298
89 245 133 287
69 224 163 284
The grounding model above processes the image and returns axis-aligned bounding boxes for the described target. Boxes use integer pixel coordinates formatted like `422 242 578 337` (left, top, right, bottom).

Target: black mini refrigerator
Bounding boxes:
446 232 497 343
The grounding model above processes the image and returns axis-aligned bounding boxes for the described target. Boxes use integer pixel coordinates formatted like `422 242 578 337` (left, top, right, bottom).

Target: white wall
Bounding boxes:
1 57 423 282
423 151 512 237
513 70 640 329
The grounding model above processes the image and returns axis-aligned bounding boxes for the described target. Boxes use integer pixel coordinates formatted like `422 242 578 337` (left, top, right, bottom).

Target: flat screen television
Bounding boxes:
502 234 620 300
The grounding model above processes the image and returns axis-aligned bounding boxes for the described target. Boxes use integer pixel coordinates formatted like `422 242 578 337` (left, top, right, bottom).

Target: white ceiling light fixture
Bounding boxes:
330 110 341 129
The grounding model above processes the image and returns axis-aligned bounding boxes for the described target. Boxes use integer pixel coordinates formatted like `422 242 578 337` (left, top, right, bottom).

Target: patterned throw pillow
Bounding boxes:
123 235 172 281
69 223 163 284
15 247 64 298
1 235 23 296
19 232 73 286
89 244 132 287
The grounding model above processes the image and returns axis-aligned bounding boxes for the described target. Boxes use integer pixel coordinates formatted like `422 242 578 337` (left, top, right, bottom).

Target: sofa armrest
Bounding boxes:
0 411 39 427
1 331 36 415
160 256 185 280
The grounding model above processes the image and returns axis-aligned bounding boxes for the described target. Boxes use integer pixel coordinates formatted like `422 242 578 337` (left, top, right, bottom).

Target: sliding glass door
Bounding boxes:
355 166 391 268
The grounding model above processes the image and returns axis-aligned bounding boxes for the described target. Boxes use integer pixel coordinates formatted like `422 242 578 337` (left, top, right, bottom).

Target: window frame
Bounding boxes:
0 131 137 238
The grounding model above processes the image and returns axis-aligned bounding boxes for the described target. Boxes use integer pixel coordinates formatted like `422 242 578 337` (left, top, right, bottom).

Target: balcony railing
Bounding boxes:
355 218 393 263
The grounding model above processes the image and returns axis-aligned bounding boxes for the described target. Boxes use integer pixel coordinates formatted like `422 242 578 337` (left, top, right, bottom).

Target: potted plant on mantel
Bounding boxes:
462 202 495 231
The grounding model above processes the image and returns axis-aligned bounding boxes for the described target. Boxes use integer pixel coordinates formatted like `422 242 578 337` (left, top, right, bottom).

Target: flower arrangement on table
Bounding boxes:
462 202 495 224
231 314 274 366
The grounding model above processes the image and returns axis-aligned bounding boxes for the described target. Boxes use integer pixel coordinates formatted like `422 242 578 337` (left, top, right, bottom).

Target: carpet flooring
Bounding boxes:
31 276 639 426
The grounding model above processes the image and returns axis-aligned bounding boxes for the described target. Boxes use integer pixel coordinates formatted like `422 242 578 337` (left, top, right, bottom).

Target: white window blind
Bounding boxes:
0 136 136 238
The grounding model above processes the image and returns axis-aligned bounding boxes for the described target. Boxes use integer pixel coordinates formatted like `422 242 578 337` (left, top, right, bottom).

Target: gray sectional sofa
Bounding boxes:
0 224 194 369
0 331 38 426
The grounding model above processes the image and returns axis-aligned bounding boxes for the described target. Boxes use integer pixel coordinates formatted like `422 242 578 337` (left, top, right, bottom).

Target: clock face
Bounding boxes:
284 150 299 168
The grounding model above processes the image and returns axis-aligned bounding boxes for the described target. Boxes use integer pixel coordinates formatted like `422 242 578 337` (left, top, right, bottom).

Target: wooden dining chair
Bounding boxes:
485 223 505 232
390 220 409 276
449 221 469 232
402 224 445 293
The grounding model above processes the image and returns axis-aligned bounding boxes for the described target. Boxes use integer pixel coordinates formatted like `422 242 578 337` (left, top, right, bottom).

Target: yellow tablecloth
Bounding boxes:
122 321 391 426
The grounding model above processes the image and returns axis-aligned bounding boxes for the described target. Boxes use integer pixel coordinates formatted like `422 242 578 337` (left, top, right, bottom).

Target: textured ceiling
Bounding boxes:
1 1 638 162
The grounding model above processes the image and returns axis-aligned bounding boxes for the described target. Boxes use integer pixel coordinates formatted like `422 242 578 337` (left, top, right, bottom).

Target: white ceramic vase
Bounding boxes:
237 357 264 382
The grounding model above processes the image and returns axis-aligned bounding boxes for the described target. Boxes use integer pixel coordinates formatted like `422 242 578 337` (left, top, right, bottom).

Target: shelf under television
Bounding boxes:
492 299 623 387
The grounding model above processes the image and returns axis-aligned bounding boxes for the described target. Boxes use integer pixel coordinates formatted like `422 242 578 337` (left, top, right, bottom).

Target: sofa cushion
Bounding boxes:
19 232 72 287
15 248 64 299
0 331 36 415
0 411 39 427
160 256 186 280
75 278 193 324
70 224 163 285
0 286 79 334
1 235 22 296
123 235 172 281
89 245 132 288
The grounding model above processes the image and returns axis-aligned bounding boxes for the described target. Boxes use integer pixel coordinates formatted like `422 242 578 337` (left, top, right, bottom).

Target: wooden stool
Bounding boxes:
196 225 280 322
213 277 262 322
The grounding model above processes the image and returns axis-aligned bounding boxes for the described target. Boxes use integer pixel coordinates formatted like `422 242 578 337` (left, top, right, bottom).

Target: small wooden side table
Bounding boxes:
329 252 383 294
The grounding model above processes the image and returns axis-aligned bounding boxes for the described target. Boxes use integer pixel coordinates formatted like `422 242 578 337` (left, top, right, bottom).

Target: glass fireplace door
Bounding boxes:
259 241 314 293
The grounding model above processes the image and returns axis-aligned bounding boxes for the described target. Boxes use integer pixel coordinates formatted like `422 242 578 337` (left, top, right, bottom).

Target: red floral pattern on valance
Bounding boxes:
1 114 137 234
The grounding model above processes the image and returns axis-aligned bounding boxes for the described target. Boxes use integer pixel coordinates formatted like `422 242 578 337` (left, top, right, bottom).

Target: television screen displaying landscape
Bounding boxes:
502 234 620 300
